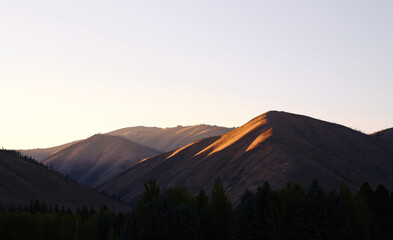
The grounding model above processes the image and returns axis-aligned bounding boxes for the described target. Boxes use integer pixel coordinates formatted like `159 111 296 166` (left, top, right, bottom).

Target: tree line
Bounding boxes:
0 149 46 168
1 178 393 239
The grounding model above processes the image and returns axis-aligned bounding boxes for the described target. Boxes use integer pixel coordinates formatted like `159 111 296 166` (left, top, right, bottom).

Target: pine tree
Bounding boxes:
294 179 329 240
205 177 233 240
135 178 161 217
340 184 372 240
325 190 356 239
231 190 260 239
266 182 304 240
374 184 392 239
137 194 198 240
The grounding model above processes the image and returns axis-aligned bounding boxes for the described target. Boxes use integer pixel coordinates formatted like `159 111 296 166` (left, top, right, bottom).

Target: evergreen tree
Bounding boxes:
294 179 329 240
135 178 161 217
194 189 209 213
340 184 372 240
98 206 113 240
357 183 375 208
266 182 304 240
253 181 274 239
325 190 356 239
137 193 198 240
231 190 260 239
165 186 193 206
205 177 233 240
374 184 393 240
194 189 210 237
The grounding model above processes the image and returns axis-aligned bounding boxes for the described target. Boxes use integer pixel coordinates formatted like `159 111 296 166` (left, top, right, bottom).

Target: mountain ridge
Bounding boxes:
107 124 235 152
42 134 161 187
19 125 233 187
98 111 393 204
20 140 81 161
20 124 233 160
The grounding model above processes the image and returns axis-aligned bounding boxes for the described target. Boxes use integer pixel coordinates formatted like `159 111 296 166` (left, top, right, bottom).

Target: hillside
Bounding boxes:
0 150 130 211
20 140 81 161
21 125 232 161
42 134 161 187
19 125 231 187
98 111 393 204
107 125 234 152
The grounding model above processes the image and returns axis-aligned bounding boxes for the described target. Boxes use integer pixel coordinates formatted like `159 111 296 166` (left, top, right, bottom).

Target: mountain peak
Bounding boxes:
248 110 311 127
99 112 393 205
42 134 161 186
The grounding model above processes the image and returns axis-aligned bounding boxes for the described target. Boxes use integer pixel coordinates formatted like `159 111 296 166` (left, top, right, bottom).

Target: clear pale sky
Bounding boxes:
1 1 393 149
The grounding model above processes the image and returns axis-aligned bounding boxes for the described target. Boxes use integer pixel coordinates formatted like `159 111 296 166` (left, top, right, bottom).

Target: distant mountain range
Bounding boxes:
20 125 233 187
0 150 129 211
21 140 81 161
15 112 393 207
97 111 393 205
42 134 161 186
107 125 234 152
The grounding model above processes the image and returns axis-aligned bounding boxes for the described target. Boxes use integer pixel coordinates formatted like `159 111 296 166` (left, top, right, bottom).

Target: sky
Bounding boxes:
1 1 393 149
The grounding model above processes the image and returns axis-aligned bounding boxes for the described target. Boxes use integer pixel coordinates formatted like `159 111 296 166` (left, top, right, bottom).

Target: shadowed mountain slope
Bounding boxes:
19 125 231 188
107 125 234 152
98 111 393 205
0 150 130 212
42 134 161 187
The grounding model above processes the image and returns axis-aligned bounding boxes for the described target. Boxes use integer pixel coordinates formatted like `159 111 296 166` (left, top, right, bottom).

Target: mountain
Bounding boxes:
21 125 233 161
19 125 231 188
0 150 130 211
107 125 234 152
373 128 393 142
98 111 393 205
20 140 81 160
42 134 161 187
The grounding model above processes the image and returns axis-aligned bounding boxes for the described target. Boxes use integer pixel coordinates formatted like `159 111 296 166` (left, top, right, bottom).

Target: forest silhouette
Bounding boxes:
1 177 393 240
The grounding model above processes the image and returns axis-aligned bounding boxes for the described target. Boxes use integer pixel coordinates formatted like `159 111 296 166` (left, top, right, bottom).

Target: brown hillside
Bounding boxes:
107 125 234 152
98 111 393 205
21 125 232 162
20 140 81 161
42 134 161 187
